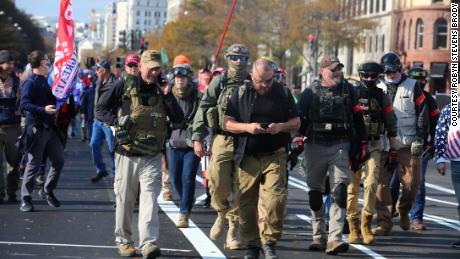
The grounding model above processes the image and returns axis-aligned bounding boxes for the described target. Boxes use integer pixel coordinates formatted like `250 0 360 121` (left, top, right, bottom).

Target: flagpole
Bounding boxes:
211 0 237 71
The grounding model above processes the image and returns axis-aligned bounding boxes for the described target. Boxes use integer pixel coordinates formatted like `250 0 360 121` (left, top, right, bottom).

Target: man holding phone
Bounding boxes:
19 50 65 212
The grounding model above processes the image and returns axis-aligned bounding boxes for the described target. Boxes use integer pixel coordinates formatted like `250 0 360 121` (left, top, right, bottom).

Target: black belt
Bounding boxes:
213 129 232 136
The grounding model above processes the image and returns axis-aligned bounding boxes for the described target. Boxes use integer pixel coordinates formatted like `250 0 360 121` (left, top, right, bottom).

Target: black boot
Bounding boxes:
262 244 277 259
244 246 260 259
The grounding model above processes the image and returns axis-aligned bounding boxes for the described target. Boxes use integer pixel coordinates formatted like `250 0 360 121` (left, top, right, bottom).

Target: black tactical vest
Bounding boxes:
307 81 352 139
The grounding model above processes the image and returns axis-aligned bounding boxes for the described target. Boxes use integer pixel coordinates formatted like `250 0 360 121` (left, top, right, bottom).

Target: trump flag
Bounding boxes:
49 0 78 104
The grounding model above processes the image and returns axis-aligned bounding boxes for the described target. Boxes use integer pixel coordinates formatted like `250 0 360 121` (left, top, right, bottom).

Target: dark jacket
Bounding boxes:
94 74 119 122
0 72 21 126
20 73 56 128
80 86 95 121
225 81 299 167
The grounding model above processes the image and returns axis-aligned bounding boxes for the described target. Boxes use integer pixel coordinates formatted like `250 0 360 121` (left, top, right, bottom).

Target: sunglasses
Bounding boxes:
228 55 249 62
172 67 191 76
328 66 342 73
127 63 138 68
360 73 379 80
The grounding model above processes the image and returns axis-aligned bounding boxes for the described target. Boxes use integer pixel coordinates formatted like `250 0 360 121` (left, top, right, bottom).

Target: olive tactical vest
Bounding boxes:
118 76 168 155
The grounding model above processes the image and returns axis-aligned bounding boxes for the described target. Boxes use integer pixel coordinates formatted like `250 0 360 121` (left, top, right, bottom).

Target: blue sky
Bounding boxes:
15 0 111 23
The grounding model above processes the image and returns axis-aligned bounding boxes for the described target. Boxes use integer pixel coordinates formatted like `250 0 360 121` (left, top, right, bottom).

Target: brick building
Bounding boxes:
394 0 450 93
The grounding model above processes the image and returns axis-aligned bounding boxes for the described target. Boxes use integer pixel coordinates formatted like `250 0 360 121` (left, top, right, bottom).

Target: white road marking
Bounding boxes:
158 192 227 259
0 241 192 252
295 214 387 259
425 182 456 195
425 196 458 206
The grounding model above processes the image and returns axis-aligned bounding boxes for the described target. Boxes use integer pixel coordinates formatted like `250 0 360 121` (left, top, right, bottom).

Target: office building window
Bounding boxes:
381 34 385 52
415 19 424 49
434 19 448 49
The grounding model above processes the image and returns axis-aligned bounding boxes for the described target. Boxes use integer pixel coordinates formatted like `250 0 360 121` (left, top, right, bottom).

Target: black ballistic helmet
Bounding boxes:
358 62 383 74
380 52 402 73
408 67 428 80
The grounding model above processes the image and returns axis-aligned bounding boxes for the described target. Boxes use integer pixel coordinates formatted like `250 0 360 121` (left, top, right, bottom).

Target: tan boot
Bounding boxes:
224 220 242 250
361 212 375 245
210 211 226 240
372 225 391 236
162 192 173 201
176 213 189 228
347 218 360 244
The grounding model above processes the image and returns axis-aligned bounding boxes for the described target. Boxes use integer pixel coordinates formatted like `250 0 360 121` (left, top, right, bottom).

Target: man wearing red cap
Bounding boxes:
125 53 140 76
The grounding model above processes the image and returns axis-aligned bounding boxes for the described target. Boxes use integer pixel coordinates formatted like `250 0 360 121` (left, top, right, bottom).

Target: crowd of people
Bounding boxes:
0 44 458 259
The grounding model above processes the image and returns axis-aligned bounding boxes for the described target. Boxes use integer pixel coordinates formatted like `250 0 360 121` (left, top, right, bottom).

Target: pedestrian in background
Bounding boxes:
19 50 64 212
90 60 116 182
0 50 22 204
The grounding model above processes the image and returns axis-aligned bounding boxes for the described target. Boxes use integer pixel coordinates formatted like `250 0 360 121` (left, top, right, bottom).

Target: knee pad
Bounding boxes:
308 190 323 211
333 183 347 209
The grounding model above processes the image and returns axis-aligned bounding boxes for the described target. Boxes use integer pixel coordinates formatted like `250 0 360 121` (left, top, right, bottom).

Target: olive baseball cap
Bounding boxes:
141 50 161 69
320 55 344 69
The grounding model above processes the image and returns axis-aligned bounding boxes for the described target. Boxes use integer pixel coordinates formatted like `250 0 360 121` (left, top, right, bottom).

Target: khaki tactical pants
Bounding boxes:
114 153 162 248
347 142 381 219
375 147 421 229
305 142 351 242
207 134 238 221
238 148 288 247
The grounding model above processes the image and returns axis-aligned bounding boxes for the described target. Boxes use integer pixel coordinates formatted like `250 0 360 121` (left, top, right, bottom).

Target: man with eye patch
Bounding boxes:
346 61 397 246
373 52 429 237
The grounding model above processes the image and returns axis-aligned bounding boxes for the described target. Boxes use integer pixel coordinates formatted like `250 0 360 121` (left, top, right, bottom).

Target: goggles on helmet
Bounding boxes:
227 55 249 62
172 66 191 77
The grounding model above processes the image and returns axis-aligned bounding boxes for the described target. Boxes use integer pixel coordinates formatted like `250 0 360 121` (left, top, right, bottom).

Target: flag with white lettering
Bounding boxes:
49 0 78 105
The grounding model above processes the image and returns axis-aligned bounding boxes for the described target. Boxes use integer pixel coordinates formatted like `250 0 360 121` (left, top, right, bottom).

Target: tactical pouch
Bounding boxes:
206 107 219 129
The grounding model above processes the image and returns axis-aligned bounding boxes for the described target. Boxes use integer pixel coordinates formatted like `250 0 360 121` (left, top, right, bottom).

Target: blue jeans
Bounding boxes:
323 194 332 225
167 144 200 214
410 158 428 221
450 161 460 221
90 119 115 176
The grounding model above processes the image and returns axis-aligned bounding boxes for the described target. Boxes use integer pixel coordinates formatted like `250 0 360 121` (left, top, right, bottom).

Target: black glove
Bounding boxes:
422 144 435 160
386 148 398 172
118 115 133 130
116 128 130 145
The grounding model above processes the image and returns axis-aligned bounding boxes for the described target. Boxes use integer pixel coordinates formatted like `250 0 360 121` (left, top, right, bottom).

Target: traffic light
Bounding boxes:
118 30 127 50
308 33 316 51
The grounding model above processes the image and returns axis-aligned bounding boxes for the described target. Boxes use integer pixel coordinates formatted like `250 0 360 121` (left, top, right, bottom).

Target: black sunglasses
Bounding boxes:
127 63 138 68
228 55 249 62
361 73 379 80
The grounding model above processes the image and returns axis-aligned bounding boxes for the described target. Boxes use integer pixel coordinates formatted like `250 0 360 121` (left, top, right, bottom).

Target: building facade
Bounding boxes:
394 0 450 93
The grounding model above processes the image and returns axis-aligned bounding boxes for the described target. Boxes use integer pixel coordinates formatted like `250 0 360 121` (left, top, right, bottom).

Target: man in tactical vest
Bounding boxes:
95 50 184 258
224 58 300 259
297 55 368 255
0 50 21 204
373 52 429 236
192 44 249 249
346 62 397 245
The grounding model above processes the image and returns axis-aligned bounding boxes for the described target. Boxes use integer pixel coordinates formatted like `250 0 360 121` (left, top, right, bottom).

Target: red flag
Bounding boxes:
50 0 78 101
